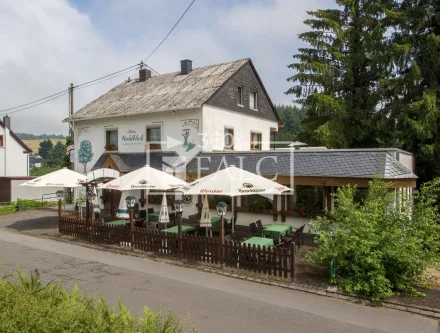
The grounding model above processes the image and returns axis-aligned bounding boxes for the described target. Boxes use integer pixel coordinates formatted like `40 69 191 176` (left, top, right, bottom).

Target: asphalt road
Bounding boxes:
0 230 437 333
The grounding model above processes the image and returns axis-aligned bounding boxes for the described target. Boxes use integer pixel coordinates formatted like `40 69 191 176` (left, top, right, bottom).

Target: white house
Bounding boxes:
0 115 32 177
66 58 281 174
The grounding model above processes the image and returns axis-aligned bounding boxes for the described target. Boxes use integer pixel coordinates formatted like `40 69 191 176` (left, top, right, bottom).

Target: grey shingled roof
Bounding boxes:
91 150 417 179
91 152 179 173
68 59 250 121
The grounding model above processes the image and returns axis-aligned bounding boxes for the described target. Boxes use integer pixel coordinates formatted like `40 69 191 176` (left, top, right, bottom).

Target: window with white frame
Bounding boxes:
147 126 161 150
0 135 3 147
237 86 243 106
105 129 118 150
250 132 262 151
224 127 234 150
250 91 257 110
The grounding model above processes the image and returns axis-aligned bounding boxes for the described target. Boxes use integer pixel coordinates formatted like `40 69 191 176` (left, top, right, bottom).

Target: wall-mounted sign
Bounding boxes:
121 129 145 148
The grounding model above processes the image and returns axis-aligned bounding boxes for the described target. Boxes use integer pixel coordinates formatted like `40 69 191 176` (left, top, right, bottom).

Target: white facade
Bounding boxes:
72 105 278 174
0 124 30 177
202 105 277 151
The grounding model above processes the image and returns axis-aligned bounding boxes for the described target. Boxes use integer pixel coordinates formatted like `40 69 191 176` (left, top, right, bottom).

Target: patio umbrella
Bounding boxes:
180 165 292 232
158 193 170 226
19 168 87 188
200 195 212 237
98 165 187 222
116 191 129 219
92 186 100 214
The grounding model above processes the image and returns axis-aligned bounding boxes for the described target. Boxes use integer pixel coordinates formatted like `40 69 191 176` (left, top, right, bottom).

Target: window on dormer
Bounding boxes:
250 91 257 110
237 86 243 106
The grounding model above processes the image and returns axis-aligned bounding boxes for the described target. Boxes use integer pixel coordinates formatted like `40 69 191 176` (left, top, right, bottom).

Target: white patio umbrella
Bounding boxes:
158 193 170 226
116 191 129 219
180 165 292 232
200 195 212 237
19 168 87 188
98 165 187 222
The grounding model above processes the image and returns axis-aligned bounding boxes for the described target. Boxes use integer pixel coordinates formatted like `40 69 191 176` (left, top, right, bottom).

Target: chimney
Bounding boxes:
139 68 151 82
180 59 192 75
3 115 10 130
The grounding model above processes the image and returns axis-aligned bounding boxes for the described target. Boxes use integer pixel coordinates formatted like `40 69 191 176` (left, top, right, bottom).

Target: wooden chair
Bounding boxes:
288 224 305 248
188 213 201 227
231 231 248 242
158 223 167 231
169 212 176 226
224 234 233 242
255 220 265 234
249 222 260 237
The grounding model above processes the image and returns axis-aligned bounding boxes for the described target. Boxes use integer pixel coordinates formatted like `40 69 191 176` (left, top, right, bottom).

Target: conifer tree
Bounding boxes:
287 1 393 148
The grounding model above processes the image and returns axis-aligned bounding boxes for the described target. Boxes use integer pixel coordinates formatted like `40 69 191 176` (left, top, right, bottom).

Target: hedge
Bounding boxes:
0 268 188 333
0 199 57 215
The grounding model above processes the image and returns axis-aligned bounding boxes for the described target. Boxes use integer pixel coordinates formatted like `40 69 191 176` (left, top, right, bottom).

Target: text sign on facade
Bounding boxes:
120 129 145 149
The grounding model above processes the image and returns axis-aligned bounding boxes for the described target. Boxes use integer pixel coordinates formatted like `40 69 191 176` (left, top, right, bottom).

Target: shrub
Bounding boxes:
0 268 186 333
308 178 440 300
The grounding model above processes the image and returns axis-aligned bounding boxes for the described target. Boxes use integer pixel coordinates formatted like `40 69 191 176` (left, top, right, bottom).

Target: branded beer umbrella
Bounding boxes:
98 165 187 222
200 195 212 237
116 191 129 219
19 168 87 188
180 165 292 232
158 193 170 226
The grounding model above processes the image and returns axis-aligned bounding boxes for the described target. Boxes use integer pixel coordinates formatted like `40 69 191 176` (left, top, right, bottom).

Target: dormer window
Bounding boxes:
237 86 243 106
250 91 257 110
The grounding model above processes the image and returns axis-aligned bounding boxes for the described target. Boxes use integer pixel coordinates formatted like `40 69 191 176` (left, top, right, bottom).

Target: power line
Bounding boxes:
0 91 69 115
74 64 140 88
0 0 193 116
143 0 196 62
75 68 138 90
0 89 68 113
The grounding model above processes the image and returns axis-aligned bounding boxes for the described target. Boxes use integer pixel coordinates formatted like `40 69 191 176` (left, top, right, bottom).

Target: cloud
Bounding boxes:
0 0 327 134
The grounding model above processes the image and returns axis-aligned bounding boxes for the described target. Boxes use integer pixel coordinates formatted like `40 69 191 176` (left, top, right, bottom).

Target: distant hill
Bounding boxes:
16 133 66 140
24 139 64 155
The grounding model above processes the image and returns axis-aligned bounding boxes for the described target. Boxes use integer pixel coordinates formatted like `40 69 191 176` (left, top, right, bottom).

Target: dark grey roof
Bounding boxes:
91 150 417 179
91 152 179 173
67 58 250 121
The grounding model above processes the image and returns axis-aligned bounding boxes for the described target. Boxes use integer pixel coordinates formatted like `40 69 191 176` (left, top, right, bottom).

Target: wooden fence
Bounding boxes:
59 214 295 281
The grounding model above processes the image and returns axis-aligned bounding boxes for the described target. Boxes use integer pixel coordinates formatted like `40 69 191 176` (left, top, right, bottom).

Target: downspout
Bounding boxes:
4 126 6 176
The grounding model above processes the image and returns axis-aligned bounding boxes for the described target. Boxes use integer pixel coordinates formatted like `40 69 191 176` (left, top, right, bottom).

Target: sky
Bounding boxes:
0 0 332 134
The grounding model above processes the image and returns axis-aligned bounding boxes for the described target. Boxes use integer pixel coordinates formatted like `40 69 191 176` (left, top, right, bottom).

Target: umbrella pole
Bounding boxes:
232 198 235 233
146 190 149 224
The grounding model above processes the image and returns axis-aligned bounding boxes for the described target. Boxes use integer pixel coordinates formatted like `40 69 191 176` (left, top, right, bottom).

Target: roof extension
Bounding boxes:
67 58 255 122
91 150 417 180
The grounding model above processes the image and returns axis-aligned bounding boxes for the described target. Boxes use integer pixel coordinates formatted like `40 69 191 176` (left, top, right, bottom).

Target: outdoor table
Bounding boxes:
242 237 274 248
148 212 160 221
107 220 128 226
262 224 292 241
163 225 196 234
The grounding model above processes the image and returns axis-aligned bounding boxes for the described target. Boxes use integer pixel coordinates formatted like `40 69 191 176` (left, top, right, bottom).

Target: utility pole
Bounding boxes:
69 83 74 171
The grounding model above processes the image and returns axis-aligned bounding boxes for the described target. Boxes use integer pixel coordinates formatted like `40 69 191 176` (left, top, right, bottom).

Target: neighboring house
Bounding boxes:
0 116 32 176
65 58 417 229
29 155 43 169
